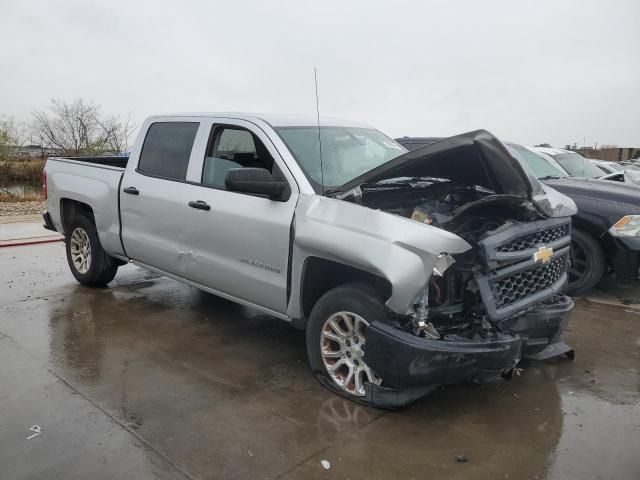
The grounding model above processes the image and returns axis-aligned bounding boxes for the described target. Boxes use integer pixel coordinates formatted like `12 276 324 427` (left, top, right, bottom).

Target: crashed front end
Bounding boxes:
363 218 574 408
326 130 576 408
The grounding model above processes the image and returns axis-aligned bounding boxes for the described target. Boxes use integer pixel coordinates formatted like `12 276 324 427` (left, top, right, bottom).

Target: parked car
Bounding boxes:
531 148 640 188
43 118 576 407
588 159 640 187
519 146 640 292
530 147 605 179
591 159 624 175
398 137 640 294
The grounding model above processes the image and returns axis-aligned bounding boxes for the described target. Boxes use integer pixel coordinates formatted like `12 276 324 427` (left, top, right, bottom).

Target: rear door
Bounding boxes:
119 119 205 276
180 118 299 314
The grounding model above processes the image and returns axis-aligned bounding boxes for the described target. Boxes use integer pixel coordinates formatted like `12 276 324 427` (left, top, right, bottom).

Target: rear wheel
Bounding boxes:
65 215 118 286
568 228 606 295
306 283 386 402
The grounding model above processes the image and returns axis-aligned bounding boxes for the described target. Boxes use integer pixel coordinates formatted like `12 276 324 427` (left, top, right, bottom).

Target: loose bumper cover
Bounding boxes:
363 295 574 408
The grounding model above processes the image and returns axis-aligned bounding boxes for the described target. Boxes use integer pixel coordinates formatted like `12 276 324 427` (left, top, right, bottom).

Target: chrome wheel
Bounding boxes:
320 311 382 397
69 227 91 274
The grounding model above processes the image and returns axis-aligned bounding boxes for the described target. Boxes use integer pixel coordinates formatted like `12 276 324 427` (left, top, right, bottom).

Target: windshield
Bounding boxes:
508 145 567 179
276 127 406 189
594 163 612 174
552 152 604 178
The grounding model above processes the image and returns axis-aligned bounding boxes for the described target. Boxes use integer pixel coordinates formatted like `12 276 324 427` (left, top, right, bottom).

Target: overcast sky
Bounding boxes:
1 0 638 147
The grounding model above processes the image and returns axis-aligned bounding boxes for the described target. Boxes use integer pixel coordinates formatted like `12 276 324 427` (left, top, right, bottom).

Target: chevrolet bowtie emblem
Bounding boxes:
533 246 554 264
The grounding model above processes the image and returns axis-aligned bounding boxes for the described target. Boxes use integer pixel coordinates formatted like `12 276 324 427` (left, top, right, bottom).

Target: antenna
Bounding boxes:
314 67 325 193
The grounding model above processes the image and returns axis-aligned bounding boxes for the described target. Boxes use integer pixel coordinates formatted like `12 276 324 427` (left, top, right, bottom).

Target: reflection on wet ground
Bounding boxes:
1 243 639 479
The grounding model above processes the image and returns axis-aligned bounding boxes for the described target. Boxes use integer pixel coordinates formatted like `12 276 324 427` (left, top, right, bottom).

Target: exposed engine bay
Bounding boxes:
345 177 570 343
362 179 542 238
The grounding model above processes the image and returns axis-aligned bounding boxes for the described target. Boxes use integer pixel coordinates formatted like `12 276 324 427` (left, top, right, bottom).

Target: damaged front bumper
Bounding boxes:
363 295 574 409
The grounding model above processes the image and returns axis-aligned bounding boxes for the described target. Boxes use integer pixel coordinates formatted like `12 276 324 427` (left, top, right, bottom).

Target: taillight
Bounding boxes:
42 169 47 200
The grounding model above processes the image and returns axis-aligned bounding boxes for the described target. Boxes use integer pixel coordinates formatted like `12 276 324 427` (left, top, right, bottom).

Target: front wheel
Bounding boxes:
65 215 118 286
306 283 386 402
567 228 606 295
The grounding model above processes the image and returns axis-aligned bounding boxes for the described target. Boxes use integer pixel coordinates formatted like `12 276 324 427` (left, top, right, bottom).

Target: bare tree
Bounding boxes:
97 113 136 153
0 117 22 158
0 121 13 159
31 99 135 156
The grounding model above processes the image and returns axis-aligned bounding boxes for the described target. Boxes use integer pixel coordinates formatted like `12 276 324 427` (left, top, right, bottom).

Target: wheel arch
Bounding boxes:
298 256 392 324
571 217 616 263
60 198 96 236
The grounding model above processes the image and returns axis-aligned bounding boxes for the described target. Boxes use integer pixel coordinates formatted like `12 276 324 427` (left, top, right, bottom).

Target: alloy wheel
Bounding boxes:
70 227 92 274
320 311 382 396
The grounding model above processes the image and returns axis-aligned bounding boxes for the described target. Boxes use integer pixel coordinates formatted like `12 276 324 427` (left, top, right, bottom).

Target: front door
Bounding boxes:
180 120 298 314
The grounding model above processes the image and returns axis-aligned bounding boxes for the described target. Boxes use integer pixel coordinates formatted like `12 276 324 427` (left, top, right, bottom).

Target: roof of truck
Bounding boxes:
148 113 373 129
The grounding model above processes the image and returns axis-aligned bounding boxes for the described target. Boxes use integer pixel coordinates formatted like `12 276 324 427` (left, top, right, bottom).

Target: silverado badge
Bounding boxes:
533 246 554 264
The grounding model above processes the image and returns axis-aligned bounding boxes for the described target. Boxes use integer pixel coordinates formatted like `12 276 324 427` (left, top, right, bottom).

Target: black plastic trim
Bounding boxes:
116 172 128 258
479 217 571 269
42 211 56 232
475 247 570 321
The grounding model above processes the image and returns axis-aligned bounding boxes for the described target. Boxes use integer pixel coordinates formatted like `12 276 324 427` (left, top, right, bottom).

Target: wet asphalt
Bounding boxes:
1 242 639 480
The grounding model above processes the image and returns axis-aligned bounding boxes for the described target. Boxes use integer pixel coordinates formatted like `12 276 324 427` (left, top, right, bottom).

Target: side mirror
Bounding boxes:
225 168 290 201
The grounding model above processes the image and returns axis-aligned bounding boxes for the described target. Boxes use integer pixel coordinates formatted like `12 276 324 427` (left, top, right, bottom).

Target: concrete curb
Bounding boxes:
0 214 43 225
0 236 64 248
0 214 64 247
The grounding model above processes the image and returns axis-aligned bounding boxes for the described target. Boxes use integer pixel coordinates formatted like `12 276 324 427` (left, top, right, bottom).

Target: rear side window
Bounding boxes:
138 122 199 180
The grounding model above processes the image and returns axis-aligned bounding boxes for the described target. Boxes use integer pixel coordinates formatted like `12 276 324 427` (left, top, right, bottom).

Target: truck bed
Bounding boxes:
44 156 127 257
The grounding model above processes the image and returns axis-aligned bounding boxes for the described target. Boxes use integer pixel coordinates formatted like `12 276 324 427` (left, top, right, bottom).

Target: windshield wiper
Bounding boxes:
325 177 418 196
326 176 451 197
538 175 562 180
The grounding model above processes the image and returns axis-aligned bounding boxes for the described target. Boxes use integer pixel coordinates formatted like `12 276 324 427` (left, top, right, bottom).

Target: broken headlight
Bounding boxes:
610 215 640 238
409 254 456 339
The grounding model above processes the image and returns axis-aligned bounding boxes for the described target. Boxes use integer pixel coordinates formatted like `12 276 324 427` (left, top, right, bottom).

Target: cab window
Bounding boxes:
138 122 199 180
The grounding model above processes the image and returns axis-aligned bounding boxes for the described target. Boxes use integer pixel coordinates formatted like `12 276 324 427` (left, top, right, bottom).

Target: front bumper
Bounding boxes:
612 236 640 280
363 295 574 408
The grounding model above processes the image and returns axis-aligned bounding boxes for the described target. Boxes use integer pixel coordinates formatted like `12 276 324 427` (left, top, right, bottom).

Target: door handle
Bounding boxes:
188 200 211 211
123 186 139 195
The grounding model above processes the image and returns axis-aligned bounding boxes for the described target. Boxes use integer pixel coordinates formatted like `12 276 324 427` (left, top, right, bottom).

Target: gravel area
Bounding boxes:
0 201 45 216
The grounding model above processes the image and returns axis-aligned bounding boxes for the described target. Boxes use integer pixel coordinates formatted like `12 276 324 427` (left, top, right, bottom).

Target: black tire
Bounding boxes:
65 215 118 287
306 282 388 404
568 228 606 295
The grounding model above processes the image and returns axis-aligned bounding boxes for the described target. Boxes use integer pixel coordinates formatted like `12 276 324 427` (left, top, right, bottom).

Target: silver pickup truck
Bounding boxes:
43 113 577 408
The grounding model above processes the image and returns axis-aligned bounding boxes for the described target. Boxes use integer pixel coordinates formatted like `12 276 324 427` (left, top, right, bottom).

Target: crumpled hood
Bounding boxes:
333 130 536 199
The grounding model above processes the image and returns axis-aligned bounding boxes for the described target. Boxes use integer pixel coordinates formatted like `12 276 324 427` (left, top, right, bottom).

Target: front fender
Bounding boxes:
287 195 471 318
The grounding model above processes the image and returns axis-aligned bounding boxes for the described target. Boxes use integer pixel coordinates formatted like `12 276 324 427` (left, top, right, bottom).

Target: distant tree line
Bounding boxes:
1 98 135 159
